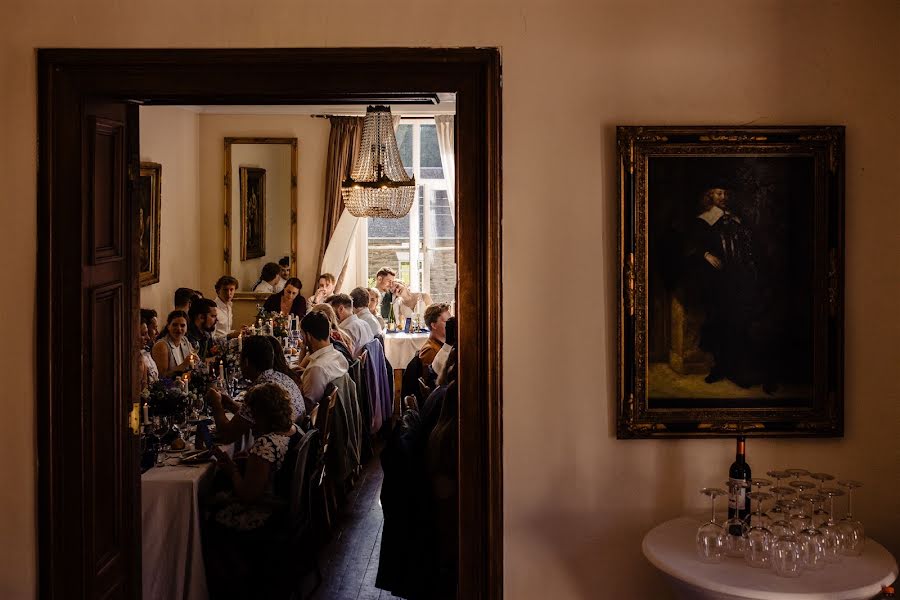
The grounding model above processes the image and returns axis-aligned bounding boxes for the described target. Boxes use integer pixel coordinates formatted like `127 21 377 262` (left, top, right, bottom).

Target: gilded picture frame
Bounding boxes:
239 166 266 260
616 126 844 438
137 162 161 287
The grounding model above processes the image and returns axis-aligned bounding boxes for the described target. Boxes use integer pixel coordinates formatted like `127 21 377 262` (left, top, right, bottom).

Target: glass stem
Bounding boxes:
829 495 835 524
711 496 717 523
846 490 853 519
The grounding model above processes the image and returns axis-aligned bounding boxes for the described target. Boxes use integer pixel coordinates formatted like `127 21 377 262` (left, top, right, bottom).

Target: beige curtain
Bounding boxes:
434 115 456 223
318 116 363 276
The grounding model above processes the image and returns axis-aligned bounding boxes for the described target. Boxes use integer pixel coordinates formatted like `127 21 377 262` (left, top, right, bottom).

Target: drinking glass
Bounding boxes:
771 533 805 577
797 492 828 570
696 487 727 563
788 480 817 532
766 470 791 517
744 491 773 569
748 478 772 528
810 473 835 526
837 480 865 556
819 486 846 562
723 480 749 558
768 486 797 538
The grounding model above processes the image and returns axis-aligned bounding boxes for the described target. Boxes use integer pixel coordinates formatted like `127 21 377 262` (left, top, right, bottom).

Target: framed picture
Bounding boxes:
240 166 266 260
137 162 161 287
616 126 844 438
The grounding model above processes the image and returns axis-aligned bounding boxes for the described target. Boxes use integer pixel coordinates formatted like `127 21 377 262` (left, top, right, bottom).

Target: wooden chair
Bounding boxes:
310 385 338 530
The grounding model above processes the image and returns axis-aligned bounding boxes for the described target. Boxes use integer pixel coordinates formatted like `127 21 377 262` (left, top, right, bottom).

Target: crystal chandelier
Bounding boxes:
342 106 416 218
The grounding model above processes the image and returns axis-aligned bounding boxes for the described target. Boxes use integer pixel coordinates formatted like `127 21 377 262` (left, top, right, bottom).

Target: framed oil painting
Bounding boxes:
616 126 844 438
137 162 161 287
240 166 266 260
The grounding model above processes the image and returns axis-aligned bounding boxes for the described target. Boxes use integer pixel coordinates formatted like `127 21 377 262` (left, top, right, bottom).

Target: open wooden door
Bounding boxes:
38 97 142 599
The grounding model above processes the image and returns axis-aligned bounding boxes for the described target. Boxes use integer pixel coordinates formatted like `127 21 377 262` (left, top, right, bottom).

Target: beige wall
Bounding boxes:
2 1 899 599
139 106 201 318
199 114 331 301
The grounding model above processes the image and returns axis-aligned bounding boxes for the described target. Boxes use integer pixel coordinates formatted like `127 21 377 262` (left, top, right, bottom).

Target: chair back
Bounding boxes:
316 384 339 468
358 348 369 371
287 428 317 533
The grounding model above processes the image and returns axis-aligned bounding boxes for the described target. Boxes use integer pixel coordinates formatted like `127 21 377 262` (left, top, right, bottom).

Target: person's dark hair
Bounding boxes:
349 287 370 309
164 310 189 333
318 273 336 285
241 335 275 372
215 275 239 291
278 256 290 268
188 298 216 322
140 308 158 326
244 383 294 432
325 293 353 310
444 316 457 347
700 187 728 210
424 303 451 329
267 336 299 384
301 311 331 342
284 277 302 291
376 267 396 279
174 287 194 308
260 262 281 282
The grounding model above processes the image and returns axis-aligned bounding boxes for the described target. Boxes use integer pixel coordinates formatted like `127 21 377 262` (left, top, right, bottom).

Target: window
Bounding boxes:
366 119 456 304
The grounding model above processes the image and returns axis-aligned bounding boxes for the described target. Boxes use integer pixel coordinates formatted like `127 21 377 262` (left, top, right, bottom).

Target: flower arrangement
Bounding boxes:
141 378 188 417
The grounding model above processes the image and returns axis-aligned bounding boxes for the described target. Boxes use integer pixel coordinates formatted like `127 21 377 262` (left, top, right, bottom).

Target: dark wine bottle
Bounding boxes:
727 436 752 521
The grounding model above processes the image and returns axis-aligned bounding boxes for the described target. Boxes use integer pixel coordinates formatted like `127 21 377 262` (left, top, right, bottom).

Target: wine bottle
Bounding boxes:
727 436 752 521
387 301 396 331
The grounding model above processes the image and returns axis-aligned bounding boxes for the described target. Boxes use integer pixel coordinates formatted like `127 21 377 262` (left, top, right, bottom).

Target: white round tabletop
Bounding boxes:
642 517 898 600
383 331 430 369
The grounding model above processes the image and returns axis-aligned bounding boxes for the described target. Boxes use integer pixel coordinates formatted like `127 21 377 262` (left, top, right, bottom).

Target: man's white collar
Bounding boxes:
697 206 725 225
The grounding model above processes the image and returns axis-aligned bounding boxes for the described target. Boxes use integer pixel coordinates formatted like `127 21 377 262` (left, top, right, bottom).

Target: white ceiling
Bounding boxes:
179 93 456 117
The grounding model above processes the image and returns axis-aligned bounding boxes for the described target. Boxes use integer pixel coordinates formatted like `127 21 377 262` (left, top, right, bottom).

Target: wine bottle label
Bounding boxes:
728 477 746 511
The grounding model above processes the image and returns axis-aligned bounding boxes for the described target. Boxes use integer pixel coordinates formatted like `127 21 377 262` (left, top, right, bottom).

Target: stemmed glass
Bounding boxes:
768 486 797 539
819 486 846 563
723 480 749 558
797 492 828 570
810 473 835 527
748 478 772 527
766 471 791 521
788 480 817 532
744 491 773 568
837 480 865 556
697 488 727 563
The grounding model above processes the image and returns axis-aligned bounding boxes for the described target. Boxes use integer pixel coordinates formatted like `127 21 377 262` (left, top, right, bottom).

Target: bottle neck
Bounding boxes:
734 438 746 464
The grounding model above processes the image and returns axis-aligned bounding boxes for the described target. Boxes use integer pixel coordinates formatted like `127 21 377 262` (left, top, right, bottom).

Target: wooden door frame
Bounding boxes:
37 48 503 599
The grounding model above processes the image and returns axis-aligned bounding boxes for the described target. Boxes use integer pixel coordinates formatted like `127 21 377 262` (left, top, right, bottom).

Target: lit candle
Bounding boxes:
238 333 243 352
219 362 225 383
142 402 149 423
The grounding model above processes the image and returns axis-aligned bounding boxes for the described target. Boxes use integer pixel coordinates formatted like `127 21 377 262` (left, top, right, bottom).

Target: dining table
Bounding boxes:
642 516 898 600
382 331 431 369
141 457 216 600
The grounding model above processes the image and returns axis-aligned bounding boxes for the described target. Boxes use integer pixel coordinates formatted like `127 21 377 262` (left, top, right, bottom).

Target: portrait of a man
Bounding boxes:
240 166 266 260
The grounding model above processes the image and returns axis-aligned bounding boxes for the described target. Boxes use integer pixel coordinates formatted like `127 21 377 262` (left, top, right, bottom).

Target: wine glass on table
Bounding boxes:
819 486 846 563
765 470 790 523
837 480 865 556
744 490 773 568
770 507 805 578
797 492 828 571
696 487 727 563
767 485 797 539
810 472 835 527
723 480 749 558
788 479 817 532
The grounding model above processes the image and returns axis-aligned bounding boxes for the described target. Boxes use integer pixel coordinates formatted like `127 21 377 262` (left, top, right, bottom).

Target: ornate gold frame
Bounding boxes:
616 126 845 438
138 161 161 287
223 137 298 299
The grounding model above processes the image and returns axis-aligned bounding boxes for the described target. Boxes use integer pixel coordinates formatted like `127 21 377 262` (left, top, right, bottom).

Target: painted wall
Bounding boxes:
229 142 293 291
2 1 899 599
138 106 202 318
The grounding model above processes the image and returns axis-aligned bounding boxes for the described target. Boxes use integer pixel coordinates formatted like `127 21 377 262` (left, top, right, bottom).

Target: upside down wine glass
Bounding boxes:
819 486 846 563
837 480 865 556
724 480 749 558
744 491 774 569
697 488 727 563
797 492 828 571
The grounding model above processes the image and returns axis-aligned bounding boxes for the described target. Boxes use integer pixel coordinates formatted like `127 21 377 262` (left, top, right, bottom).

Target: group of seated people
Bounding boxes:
138 266 457 597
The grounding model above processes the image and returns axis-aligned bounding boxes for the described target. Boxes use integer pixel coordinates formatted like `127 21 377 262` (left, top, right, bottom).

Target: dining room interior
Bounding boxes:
138 97 462 599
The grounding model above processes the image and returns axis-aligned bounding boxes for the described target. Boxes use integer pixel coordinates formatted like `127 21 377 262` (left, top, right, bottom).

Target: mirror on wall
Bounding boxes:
224 137 298 296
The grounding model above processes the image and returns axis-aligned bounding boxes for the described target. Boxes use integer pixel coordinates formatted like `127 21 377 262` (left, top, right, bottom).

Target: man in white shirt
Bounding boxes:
274 256 290 293
213 275 240 340
351 286 382 337
252 262 282 294
299 311 349 414
327 293 374 358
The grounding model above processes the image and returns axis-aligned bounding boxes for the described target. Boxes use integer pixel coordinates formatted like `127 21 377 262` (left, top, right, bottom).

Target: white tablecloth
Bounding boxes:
383 332 430 369
142 461 216 600
642 516 898 600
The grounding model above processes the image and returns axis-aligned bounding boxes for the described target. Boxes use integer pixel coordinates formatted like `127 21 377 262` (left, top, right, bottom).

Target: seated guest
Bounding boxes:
139 318 159 389
326 293 374 358
252 262 282 293
391 281 433 321
266 336 301 389
308 272 336 305
308 304 354 362
274 256 291 293
187 298 218 359
206 336 305 444
418 303 451 367
174 287 195 313
374 266 397 319
263 276 307 318
213 275 241 340
367 288 387 330
351 286 382 337
298 312 349 415
432 316 457 384
151 310 198 378
140 308 159 341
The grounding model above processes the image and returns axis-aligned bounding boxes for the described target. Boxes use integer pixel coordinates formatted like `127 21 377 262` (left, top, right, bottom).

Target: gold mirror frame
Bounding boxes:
223 137 298 300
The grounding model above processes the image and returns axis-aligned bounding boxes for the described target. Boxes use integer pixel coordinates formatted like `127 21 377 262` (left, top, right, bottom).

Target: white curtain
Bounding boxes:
434 115 456 223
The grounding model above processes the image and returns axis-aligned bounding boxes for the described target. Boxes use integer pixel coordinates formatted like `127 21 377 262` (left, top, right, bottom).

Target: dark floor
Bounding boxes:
309 455 398 600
